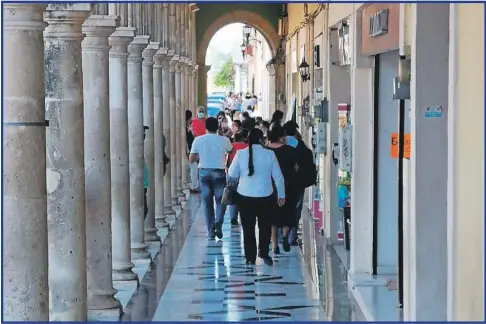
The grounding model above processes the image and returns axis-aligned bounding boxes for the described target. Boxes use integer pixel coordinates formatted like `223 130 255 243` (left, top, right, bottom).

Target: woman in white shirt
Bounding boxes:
228 128 285 266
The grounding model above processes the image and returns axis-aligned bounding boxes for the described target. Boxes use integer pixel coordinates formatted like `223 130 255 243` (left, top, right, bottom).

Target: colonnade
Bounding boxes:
3 3 198 321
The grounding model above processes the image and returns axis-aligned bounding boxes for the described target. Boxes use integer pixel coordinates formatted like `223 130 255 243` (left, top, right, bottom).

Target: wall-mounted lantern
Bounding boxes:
299 58 310 82
265 57 277 76
240 42 247 58
243 24 252 42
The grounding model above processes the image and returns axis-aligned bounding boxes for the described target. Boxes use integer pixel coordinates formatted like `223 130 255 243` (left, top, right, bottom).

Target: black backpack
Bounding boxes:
296 141 317 188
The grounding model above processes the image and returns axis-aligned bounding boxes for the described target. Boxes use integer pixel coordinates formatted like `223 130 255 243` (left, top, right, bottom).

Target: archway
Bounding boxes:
196 10 281 111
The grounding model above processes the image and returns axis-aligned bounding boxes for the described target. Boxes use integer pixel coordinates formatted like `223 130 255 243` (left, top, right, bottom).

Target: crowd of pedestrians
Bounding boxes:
186 106 317 266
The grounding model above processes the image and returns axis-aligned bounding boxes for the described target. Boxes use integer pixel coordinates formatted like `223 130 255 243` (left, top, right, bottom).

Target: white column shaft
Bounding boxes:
44 4 91 321
82 14 122 313
109 27 138 282
128 35 151 260
175 61 183 197
154 51 169 227
169 57 179 205
3 4 49 321
162 51 176 215
143 42 161 241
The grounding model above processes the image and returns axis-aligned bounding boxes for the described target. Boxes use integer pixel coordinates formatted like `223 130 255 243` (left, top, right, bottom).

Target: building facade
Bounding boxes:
283 3 484 321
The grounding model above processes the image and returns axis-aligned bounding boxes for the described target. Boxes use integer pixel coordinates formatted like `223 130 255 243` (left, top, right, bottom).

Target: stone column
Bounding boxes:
197 64 211 107
128 35 151 260
175 58 184 199
162 49 177 217
109 26 139 284
192 65 199 115
82 14 122 317
3 4 49 321
143 42 161 242
169 55 180 206
180 58 189 192
154 48 169 228
44 4 91 321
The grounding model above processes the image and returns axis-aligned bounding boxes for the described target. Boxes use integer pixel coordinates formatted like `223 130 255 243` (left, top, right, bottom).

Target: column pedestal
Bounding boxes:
3 4 49 321
128 35 151 260
44 4 91 321
143 42 162 242
82 14 122 318
154 49 169 228
109 26 139 284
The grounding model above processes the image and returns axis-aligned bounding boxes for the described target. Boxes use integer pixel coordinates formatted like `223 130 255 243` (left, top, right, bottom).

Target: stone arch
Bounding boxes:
196 10 280 106
197 10 280 65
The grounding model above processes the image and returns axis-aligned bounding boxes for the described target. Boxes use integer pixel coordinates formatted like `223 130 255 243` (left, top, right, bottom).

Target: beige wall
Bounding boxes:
448 3 484 321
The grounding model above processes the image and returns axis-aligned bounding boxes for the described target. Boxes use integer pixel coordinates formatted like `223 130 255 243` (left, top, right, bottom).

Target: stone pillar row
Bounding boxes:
3 3 197 321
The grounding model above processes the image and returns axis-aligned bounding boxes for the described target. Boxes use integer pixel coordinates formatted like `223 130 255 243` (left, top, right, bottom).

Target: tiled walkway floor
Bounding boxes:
152 205 328 321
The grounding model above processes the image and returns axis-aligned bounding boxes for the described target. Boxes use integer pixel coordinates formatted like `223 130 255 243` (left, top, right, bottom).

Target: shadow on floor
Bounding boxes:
120 196 201 321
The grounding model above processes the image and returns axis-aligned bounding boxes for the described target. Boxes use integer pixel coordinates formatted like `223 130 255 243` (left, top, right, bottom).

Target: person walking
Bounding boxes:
228 128 285 266
283 121 317 245
189 117 233 240
186 110 199 193
192 106 207 138
226 129 249 226
265 123 298 253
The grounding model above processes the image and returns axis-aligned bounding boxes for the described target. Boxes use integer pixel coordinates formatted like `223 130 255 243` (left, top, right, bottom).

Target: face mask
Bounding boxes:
197 112 204 118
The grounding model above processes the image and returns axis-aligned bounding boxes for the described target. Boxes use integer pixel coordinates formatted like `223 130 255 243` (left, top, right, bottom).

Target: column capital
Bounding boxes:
170 55 180 72
44 4 91 39
128 35 150 62
161 52 174 70
142 42 159 65
192 65 199 75
203 65 211 74
3 4 47 31
109 26 135 56
82 15 119 51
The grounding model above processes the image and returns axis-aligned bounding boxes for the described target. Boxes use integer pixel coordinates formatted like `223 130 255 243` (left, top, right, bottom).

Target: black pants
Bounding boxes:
238 194 273 262
144 188 148 220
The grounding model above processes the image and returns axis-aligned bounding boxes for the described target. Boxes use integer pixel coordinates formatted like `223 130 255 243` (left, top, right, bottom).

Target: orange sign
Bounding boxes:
391 133 411 159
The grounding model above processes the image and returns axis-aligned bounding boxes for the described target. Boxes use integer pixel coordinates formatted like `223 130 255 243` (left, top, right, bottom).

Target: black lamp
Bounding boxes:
265 57 277 76
299 58 310 82
240 42 247 58
243 24 252 40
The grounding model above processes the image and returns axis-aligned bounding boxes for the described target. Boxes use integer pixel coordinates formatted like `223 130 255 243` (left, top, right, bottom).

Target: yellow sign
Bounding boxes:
391 133 411 159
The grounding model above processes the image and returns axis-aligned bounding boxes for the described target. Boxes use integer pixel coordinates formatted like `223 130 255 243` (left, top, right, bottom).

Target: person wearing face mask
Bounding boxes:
218 117 233 138
192 106 207 138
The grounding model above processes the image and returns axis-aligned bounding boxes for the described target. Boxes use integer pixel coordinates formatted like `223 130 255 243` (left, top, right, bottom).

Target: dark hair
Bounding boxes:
271 110 284 124
233 120 242 128
242 111 250 118
247 128 264 176
205 117 218 133
241 117 255 131
255 117 263 125
186 110 193 121
283 120 299 136
267 122 285 143
234 131 246 143
261 121 270 129
217 111 225 119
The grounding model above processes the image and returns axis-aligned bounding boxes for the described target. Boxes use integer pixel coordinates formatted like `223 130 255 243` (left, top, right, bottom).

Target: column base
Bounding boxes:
171 197 179 206
164 205 176 216
144 227 161 242
88 290 122 320
131 244 151 261
112 263 138 282
155 216 169 228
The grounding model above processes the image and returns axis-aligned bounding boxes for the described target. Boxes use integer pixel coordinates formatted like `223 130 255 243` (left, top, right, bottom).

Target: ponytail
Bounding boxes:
246 128 263 177
248 144 254 176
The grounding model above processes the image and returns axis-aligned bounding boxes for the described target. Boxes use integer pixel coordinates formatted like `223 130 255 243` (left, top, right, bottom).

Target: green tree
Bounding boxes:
213 56 234 89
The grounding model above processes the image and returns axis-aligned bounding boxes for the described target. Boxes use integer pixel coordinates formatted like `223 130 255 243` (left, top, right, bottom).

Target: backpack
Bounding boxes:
296 141 317 188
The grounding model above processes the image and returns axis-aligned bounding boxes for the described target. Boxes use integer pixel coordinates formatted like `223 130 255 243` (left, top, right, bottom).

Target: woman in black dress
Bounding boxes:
266 122 298 254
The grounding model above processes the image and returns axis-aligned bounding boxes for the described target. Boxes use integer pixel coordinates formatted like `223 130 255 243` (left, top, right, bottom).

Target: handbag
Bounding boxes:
221 177 238 205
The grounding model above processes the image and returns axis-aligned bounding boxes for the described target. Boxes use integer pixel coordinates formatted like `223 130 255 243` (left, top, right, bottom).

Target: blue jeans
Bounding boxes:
229 204 238 221
199 168 227 236
289 189 305 242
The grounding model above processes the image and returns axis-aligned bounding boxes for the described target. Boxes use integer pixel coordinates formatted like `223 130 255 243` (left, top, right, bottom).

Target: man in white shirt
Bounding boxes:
189 117 233 240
